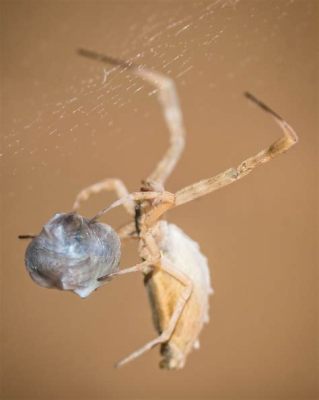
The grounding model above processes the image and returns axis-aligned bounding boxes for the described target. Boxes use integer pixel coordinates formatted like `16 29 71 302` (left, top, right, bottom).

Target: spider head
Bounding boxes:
24 212 121 298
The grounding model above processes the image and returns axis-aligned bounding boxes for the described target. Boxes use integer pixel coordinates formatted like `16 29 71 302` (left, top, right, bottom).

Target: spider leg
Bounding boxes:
115 258 193 369
72 178 135 216
174 93 298 207
91 190 175 222
78 49 186 185
136 69 186 185
97 259 156 281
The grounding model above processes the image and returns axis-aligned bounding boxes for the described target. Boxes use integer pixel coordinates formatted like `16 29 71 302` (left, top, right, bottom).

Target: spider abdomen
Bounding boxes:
145 221 213 369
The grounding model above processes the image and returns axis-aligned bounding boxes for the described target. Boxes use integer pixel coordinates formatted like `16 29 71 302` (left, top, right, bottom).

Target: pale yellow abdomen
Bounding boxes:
145 222 213 369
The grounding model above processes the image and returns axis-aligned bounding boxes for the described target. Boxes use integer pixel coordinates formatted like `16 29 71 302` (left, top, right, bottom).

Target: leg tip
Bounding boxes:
77 48 132 69
244 91 283 121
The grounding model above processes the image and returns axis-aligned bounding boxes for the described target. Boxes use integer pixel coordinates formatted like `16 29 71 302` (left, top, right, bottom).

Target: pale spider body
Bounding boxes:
144 220 212 369
20 49 298 370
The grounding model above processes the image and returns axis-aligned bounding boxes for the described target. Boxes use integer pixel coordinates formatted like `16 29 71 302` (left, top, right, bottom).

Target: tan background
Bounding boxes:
1 1 318 399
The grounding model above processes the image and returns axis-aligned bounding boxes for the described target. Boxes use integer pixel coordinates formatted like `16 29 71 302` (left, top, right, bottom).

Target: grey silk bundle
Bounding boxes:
25 213 121 297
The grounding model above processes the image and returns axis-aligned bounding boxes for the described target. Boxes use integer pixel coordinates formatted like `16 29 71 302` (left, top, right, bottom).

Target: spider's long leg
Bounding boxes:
173 93 298 207
78 49 186 185
97 259 155 281
137 68 186 185
72 178 135 216
115 258 193 369
91 190 175 222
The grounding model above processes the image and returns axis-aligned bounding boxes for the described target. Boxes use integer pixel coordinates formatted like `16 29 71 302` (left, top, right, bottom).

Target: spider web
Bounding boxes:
2 0 302 194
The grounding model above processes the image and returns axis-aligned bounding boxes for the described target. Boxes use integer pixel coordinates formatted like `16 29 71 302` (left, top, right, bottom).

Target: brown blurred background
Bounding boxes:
1 1 318 399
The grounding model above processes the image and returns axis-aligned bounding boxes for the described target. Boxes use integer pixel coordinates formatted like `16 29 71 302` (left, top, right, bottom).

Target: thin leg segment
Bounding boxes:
138 70 186 185
97 259 156 281
91 190 175 222
78 48 186 185
175 93 298 206
72 178 135 215
115 259 193 368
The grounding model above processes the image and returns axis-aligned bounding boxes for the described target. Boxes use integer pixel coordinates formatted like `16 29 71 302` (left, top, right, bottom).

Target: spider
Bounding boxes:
20 49 298 370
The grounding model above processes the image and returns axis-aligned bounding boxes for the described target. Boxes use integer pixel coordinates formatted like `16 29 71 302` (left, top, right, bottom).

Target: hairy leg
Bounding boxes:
115 258 193 368
72 177 135 215
174 93 298 206
97 259 155 282
91 190 175 222
78 48 186 185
